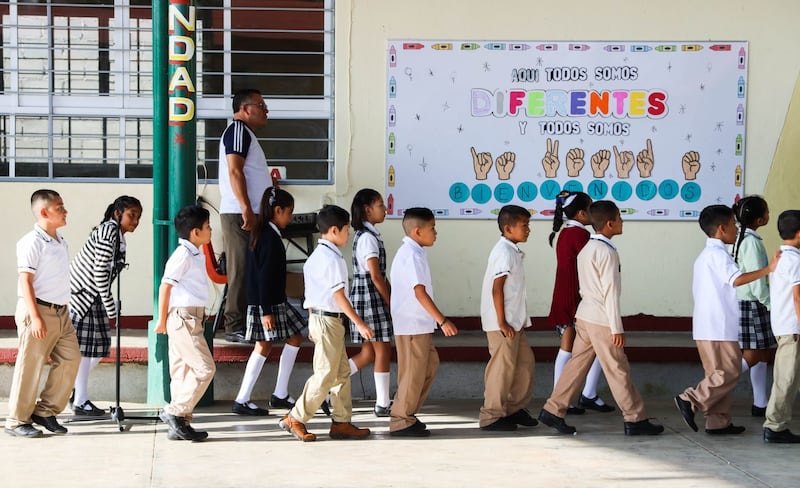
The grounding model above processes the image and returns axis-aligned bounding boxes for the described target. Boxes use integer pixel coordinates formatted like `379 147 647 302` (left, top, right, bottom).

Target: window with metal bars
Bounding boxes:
0 0 334 182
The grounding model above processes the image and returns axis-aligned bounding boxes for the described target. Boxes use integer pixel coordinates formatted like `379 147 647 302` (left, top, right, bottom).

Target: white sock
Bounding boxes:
273 344 299 399
375 372 391 408
750 361 769 408
741 358 750 374
349 358 359 376
554 349 572 389
235 352 266 404
74 357 101 407
581 357 605 405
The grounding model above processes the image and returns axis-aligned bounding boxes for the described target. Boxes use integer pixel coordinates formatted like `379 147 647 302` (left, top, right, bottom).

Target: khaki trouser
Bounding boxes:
680 340 742 430
291 314 352 423
164 307 216 421
220 213 248 334
390 333 439 431
544 319 646 422
479 330 534 426
5 299 80 429
764 334 800 432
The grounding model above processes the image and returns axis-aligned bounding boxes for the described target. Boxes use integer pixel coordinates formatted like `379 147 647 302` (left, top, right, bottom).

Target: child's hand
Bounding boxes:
154 319 167 334
611 333 625 348
441 320 458 337
768 250 782 272
30 317 47 339
499 322 516 339
262 313 275 331
357 321 375 340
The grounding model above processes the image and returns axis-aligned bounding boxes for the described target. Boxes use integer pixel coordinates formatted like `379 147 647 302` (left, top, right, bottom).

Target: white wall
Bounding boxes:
2 0 799 319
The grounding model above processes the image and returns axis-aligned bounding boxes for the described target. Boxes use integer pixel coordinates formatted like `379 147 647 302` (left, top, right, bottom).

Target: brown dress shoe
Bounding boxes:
329 421 371 439
279 415 316 442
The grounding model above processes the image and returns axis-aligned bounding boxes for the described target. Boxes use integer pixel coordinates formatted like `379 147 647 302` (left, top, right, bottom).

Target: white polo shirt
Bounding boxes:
17 225 70 305
480 237 530 331
303 239 348 313
354 222 381 269
692 238 742 341
390 236 436 335
730 229 770 307
162 239 209 308
769 245 800 336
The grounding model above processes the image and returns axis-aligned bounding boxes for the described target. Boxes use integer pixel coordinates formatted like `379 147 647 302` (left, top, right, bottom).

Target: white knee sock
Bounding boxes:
349 358 359 376
235 352 266 404
750 361 769 408
554 349 572 389
581 357 605 405
374 372 391 408
74 357 101 407
273 344 299 399
741 357 750 374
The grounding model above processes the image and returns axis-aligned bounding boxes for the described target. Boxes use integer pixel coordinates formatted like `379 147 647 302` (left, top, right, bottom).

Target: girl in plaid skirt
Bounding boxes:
232 187 307 416
731 195 776 417
347 189 394 417
69 195 142 416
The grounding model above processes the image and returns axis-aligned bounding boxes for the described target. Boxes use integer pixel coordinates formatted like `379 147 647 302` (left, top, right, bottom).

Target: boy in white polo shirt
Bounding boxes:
675 204 779 435
763 210 800 443
5 189 80 438
478 205 537 431
155 205 216 442
280 205 374 442
389 207 458 437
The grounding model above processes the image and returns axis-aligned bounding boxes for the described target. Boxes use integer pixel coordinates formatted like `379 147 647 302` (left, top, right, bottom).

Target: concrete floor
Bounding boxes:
1 398 797 488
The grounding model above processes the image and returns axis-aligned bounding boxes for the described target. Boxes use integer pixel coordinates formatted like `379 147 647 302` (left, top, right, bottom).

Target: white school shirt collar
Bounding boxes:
178 238 201 255
590 233 617 250
33 224 64 244
744 228 761 240
564 220 588 231
401 235 424 254
318 238 343 258
268 221 282 237
364 221 381 236
500 236 525 257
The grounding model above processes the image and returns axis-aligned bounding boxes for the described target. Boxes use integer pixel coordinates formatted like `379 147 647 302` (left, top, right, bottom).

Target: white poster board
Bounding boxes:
385 40 748 220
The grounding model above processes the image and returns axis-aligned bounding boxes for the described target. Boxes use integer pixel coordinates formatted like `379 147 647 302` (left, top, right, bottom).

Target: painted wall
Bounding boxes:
2 0 799 320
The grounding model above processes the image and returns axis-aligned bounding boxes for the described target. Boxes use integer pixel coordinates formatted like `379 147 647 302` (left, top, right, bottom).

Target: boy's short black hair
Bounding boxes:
402 207 435 235
497 205 531 233
777 210 800 240
232 88 262 113
174 205 210 240
588 200 620 231
30 189 61 209
699 204 734 237
317 205 350 234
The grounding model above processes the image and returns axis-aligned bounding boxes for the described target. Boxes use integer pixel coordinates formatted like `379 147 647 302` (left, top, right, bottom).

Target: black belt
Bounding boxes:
310 309 345 319
36 298 67 311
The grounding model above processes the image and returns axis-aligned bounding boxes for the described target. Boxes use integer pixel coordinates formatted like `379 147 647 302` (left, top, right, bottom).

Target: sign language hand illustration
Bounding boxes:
590 149 610 178
613 145 634 179
682 150 701 180
471 146 493 180
495 151 515 180
541 138 560 178
636 138 655 178
566 148 584 177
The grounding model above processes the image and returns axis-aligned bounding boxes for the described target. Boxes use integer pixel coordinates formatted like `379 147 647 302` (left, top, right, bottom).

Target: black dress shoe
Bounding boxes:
578 394 616 413
390 420 431 437
185 424 209 442
624 419 665 436
224 331 250 343
538 409 576 435
270 394 296 409
374 403 392 417
232 401 268 416
504 409 539 427
30 414 67 434
752 405 766 418
74 400 106 417
566 405 585 415
763 427 800 443
674 395 698 432
480 417 518 431
159 410 194 441
705 424 745 435
5 424 43 438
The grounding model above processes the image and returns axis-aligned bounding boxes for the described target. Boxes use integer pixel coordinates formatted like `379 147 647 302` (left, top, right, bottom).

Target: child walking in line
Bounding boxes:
232 187 306 416
547 191 613 414
280 205 374 442
763 210 800 443
730 196 775 417
155 205 217 442
389 207 458 437
69 195 142 416
478 205 537 431
539 201 662 436
675 204 779 435
347 189 394 417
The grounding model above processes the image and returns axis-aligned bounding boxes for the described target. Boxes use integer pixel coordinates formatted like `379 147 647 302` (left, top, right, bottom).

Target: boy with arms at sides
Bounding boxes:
675 204 779 435
539 201 663 436
389 207 458 437
280 205 374 442
479 205 538 431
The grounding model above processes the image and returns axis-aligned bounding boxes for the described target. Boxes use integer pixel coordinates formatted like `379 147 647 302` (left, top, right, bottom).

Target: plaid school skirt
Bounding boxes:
71 297 111 358
349 274 393 343
739 300 776 350
245 302 306 343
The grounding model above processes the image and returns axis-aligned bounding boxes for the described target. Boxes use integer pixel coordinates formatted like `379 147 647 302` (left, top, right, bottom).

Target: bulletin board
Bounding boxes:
385 40 748 220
